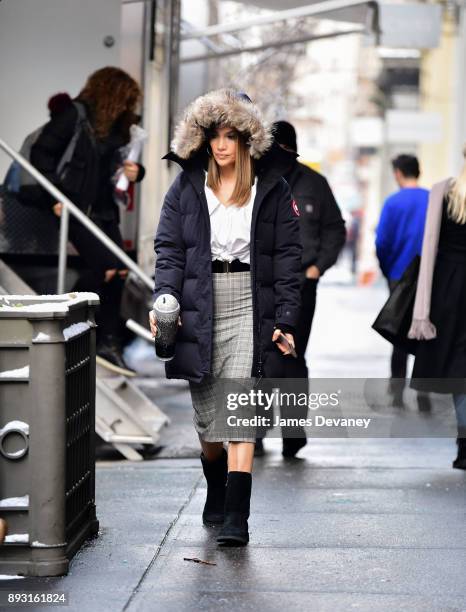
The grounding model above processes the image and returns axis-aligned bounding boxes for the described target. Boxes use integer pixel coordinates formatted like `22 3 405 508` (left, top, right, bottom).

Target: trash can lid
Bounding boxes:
0 292 99 319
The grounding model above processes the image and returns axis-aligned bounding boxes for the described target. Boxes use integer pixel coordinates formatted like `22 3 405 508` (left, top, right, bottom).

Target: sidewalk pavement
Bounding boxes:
2 280 465 611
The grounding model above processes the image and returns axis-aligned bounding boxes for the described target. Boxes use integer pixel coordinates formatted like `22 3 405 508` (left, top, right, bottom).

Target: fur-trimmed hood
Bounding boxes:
170 89 273 160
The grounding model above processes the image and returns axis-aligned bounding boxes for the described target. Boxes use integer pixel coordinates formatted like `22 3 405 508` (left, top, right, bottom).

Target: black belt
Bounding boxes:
212 259 250 273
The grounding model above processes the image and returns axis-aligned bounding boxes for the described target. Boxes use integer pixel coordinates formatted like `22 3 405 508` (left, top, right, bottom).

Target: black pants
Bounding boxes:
257 279 318 441
388 279 408 381
284 278 318 379
68 216 126 342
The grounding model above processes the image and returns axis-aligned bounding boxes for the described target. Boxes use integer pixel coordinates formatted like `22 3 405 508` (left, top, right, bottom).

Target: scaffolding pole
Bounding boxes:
181 0 378 40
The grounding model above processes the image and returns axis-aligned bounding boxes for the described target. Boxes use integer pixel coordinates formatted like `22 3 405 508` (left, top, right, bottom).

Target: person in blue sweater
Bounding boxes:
376 154 430 409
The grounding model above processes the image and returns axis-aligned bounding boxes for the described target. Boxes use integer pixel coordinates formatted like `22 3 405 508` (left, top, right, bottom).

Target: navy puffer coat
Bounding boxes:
153 89 302 382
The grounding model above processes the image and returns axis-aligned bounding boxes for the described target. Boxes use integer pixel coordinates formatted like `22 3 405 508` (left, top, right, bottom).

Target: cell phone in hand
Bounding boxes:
275 333 298 359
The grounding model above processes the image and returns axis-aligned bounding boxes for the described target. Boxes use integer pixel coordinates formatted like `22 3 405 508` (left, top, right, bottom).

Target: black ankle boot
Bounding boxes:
282 436 307 458
453 438 466 470
201 449 228 526
217 471 251 546
254 438 265 457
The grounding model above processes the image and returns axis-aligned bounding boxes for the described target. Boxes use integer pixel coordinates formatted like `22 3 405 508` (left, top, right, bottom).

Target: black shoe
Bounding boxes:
282 437 307 458
389 379 406 409
392 395 406 409
217 471 251 546
97 336 136 377
201 449 228 526
417 394 432 413
453 438 466 470
254 438 265 457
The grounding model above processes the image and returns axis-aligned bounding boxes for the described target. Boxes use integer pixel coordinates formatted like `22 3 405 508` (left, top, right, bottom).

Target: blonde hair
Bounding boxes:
206 130 254 207
447 145 466 224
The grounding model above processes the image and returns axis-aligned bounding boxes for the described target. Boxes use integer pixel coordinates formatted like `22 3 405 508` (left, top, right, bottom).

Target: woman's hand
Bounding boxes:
306 265 320 279
123 161 139 182
272 328 295 356
148 311 182 337
53 202 63 217
149 311 158 337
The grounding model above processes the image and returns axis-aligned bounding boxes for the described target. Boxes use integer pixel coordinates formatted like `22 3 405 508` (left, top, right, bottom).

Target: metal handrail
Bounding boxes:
0 137 154 292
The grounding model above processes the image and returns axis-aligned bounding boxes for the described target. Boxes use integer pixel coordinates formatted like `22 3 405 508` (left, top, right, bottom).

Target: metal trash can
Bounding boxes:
0 292 100 576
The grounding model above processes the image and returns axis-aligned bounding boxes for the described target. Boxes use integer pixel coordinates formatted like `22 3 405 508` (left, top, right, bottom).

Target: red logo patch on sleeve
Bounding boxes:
291 199 300 217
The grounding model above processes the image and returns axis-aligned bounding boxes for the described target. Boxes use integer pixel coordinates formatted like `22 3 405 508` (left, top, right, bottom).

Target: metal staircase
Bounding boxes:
0 259 34 295
0 136 170 461
0 259 169 461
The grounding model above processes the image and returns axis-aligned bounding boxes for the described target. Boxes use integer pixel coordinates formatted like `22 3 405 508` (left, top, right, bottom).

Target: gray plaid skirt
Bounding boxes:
189 271 257 442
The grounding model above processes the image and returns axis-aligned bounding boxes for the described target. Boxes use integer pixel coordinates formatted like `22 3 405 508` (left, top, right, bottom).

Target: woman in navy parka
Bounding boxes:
150 89 302 546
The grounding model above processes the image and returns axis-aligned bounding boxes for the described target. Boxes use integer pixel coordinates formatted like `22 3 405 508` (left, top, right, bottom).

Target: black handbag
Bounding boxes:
372 256 420 355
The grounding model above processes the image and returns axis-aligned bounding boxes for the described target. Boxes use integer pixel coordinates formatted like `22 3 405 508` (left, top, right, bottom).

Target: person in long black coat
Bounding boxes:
30 67 145 376
149 89 302 546
410 165 466 470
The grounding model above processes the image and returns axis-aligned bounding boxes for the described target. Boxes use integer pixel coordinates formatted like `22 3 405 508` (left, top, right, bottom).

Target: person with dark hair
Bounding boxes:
30 67 145 376
392 154 421 180
254 120 346 458
376 154 430 409
47 92 73 118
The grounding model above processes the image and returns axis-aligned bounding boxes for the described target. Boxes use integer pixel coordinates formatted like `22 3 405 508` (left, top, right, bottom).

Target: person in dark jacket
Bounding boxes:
376 154 430 409
149 89 302 546
408 152 466 470
254 120 346 458
30 67 145 376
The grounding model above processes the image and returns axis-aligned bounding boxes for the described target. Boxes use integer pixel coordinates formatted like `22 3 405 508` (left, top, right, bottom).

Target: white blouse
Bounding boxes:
204 178 257 264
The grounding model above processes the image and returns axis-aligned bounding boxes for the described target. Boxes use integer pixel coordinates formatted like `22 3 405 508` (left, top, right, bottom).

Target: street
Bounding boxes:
1 1 465 609
3 278 466 612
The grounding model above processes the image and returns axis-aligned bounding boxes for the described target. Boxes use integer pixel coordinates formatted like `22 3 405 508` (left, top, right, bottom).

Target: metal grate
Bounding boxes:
65 329 94 540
